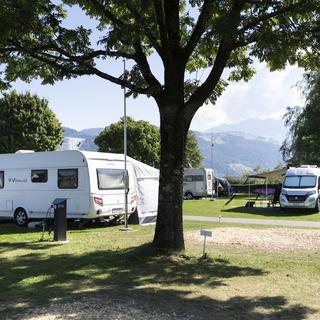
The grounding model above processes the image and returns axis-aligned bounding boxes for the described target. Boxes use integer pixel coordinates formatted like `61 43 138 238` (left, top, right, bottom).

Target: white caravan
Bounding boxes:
183 168 213 199
280 165 320 211
0 150 159 226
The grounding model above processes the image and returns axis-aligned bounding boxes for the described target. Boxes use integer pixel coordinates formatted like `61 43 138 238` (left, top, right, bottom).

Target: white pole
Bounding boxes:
211 134 214 200
123 59 129 229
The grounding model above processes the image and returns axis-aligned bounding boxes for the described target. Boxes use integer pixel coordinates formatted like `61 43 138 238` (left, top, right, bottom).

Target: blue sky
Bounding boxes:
8 4 306 132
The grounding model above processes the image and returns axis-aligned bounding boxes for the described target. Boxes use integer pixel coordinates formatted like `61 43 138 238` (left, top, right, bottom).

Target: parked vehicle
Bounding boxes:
0 150 159 226
183 168 214 199
280 165 320 211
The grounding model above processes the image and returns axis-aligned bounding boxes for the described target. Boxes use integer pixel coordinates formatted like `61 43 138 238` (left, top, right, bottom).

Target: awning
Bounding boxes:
244 167 286 183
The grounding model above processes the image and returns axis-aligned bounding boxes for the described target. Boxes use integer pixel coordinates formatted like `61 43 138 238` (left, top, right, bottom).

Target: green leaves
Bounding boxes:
281 71 320 165
0 91 63 153
94 117 202 168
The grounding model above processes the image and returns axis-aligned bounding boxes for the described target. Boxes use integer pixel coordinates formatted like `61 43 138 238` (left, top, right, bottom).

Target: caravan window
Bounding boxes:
31 170 48 183
58 169 78 189
183 175 204 182
193 175 204 182
97 168 126 190
0 171 4 188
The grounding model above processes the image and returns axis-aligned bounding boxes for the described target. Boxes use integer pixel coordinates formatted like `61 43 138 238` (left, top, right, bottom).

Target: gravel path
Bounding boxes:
184 215 320 228
185 227 320 251
7 297 195 320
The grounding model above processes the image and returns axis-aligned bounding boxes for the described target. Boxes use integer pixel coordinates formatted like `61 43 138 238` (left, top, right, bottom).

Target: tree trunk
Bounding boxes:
152 105 189 253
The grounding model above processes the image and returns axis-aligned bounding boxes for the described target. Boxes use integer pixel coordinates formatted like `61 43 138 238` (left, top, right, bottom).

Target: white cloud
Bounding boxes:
191 63 304 131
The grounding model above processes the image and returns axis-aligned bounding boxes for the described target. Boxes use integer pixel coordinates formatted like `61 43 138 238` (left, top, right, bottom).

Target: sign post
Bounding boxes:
200 229 212 258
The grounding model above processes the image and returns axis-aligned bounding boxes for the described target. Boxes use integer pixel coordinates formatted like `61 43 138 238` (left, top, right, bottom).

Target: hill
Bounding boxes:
206 118 287 143
63 127 283 176
194 131 283 176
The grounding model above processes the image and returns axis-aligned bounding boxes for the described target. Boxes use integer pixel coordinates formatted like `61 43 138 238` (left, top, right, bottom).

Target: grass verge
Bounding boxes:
0 222 319 319
183 197 320 221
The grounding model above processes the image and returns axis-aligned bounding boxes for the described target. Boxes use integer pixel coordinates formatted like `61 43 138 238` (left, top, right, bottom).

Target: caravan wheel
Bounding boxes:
184 192 194 200
14 208 28 227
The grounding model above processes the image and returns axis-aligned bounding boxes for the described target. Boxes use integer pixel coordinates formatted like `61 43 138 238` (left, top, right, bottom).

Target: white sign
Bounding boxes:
200 230 212 237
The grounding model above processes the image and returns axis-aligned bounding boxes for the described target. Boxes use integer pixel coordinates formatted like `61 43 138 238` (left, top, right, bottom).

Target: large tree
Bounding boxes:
0 91 63 153
281 71 320 165
0 1 320 252
95 116 202 168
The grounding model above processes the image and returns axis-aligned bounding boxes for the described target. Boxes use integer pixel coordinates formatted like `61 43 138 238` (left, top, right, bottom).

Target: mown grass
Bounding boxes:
0 221 319 319
183 197 320 221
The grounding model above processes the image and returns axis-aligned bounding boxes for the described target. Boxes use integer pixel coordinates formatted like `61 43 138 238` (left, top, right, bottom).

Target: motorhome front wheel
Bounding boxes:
14 208 28 227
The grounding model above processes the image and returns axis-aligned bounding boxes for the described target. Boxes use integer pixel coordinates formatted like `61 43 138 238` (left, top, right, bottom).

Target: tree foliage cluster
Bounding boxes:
0 91 63 153
281 71 320 166
1 0 320 251
95 117 202 169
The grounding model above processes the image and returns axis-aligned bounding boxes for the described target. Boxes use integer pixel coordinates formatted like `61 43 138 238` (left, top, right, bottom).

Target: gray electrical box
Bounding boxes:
52 198 67 242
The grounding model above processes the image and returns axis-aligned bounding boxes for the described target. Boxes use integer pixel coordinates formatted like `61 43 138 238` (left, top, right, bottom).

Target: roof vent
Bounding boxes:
300 165 318 168
15 150 35 154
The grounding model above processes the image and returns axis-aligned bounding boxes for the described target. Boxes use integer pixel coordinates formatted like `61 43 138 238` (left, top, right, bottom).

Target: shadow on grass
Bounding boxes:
223 206 317 218
0 242 316 320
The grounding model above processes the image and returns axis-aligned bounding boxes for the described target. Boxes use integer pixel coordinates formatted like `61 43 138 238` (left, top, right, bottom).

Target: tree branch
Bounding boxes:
153 0 169 52
23 49 150 95
164 0 180 49
239 1 312 34
132 43 163 94
183 0 215 60
184 42 232 117
124 0 165 59
184 0 247 120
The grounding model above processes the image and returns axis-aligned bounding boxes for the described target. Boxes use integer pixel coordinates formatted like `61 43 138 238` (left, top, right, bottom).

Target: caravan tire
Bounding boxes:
314 200 320 213
14 208 28 227
184 192 194 200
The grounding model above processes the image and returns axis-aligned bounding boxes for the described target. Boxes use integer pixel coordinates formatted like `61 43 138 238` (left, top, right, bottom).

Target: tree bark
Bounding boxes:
152 104 190 253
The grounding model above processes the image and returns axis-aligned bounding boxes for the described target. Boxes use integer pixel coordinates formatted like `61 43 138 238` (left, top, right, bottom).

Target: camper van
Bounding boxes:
183 168 213 199
280 165 320 211
0 150 159 226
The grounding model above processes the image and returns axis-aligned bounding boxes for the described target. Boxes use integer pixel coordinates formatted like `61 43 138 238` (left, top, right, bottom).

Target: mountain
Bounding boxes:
63 127 283 176
194 131 283 177
206 118 287 143
63 127 103 151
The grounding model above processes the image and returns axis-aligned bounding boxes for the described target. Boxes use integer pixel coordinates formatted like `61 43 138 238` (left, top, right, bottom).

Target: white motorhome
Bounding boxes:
280 165 320 211
183 168 213 199
0 150 159 226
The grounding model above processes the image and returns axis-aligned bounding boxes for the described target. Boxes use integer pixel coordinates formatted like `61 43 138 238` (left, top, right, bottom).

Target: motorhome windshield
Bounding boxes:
97 168 126 190
283 175 317 188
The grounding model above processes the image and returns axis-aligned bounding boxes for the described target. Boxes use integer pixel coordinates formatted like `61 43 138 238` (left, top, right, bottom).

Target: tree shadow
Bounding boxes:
0 243 316 319
223 206 317 218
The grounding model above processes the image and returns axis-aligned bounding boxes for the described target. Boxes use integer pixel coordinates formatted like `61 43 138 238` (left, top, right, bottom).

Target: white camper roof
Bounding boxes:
0 150 159 173
286 166 320 176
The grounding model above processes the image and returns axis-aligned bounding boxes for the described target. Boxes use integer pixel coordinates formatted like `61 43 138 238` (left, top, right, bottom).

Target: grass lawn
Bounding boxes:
183 197 320 221
0 221 319 319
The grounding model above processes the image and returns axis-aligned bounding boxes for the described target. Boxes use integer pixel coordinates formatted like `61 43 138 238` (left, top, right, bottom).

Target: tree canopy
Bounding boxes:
281 71 320 166
95 117 161 167
0 91 63 153
0 0 320 252
95 117 202 168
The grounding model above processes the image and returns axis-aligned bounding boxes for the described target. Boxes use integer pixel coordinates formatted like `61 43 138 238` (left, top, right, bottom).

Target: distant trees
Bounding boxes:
95 117 202 168
0 91 63 153
281 71 320 166
95 117 160 167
